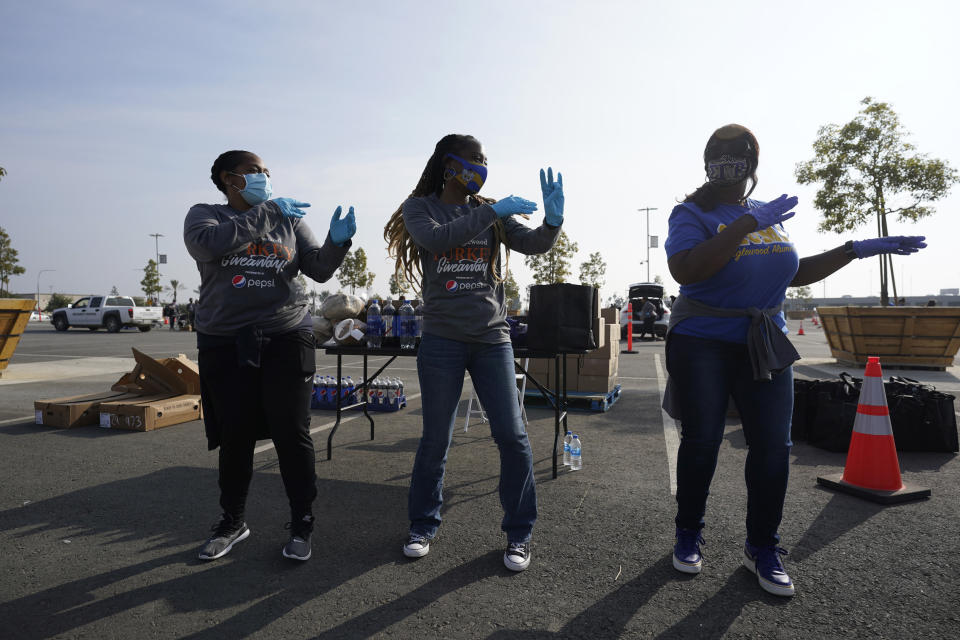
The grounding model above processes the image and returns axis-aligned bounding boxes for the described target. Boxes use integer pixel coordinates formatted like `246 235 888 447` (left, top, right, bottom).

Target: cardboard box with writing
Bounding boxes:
35 349 202 430
99 394 203 431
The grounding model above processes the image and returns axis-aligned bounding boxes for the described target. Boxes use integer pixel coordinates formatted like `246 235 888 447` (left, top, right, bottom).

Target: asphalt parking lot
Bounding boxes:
1 322 957 639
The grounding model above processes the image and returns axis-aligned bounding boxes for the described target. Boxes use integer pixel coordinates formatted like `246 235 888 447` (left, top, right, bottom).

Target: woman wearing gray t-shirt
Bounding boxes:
184 149 356 563
384 134 564 571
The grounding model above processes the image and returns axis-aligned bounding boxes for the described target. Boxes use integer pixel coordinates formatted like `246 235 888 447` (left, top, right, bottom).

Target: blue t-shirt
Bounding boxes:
664 199 799 343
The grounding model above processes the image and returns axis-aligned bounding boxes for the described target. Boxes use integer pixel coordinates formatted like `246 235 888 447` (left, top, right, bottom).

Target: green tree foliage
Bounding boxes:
796 97 958 304
607 294 625 309
0 167 6 182
0 227 26 296
140 259 162 301
166 279 185 304
578 251 606 290
45 292 73 312
787 286 813 300
389 271 411 296
337 248 375 294
503 270 521 311
110 285 120 296
524 230 579 284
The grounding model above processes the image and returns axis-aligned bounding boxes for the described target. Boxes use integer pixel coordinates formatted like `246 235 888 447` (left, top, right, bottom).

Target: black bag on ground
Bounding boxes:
526 284 598 352
884 376 959 453
804 373 862 452
793 373 959 453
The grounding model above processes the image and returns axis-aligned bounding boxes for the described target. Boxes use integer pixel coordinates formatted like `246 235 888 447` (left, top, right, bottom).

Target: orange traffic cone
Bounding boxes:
817 357 931 504
797 320 805 335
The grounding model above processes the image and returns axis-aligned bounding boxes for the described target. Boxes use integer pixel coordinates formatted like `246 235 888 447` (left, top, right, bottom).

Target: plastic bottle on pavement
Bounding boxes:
382 301 396 348
570 434 582 471
563 431 573 466
345 376 355 404
399 300 416 349
366 300 382 348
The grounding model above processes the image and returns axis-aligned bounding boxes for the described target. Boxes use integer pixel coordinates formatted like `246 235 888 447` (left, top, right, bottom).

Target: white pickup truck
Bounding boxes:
51 295 163 333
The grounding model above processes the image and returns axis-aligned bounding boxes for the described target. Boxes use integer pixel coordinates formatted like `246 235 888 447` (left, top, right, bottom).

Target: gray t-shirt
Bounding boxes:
184 200 349 336
402 193 561 344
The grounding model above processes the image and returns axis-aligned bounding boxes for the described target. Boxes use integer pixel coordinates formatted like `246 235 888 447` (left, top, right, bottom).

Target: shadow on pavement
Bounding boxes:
0 466 408 639
789 492 883 563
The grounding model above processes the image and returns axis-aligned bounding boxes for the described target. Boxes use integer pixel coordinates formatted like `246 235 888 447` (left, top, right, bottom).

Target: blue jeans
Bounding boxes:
666 332 793 547
408 333 537 543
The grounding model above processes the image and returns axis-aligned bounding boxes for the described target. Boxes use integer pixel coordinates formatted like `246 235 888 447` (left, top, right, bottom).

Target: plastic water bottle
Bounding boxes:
382 301 396 347
414 300 424 344
366 300 382 348
396 377 404 399
570 435 582 470
375 378 385 406
563 431 573 466
399 300 416 349
345 376 355 404
368 378 378 405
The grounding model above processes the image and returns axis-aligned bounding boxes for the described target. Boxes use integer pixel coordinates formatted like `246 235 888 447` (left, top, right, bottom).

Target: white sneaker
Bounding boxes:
403 533 430 558
504 541 531 571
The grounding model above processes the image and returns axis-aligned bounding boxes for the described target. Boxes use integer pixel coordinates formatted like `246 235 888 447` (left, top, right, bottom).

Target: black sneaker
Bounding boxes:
282 515 314 561
743 541 795 596
503 541 531 572
198 514 250 561
403 533 430 558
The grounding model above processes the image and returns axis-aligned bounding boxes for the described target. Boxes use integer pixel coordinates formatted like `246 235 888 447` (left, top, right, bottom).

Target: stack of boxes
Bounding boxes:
521 306 621 394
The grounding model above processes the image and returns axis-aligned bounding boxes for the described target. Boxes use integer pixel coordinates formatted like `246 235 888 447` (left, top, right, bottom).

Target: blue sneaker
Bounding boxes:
672 527 704 574
743 542 795 596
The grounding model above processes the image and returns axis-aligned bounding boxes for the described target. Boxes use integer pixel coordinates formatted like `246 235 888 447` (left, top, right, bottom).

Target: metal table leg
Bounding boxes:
326 354 343 460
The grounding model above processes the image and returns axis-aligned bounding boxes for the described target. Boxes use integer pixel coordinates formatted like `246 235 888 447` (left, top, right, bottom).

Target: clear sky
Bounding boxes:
2 0 958 304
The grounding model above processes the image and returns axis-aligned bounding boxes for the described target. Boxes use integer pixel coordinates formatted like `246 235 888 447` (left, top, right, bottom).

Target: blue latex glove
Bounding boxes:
273 197 311 219
746 194 798 230
330 205 357 246
540 167 564 226
490 195 538 219
853 236 927 259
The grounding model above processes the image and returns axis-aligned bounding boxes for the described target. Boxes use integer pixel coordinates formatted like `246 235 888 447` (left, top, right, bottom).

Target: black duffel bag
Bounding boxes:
526 284 598 352
803 373 862 452
885 376 959 453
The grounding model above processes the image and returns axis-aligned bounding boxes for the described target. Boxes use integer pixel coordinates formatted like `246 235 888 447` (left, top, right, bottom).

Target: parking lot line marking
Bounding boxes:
0 415 35 426
654 353 680 496
253 393 422 455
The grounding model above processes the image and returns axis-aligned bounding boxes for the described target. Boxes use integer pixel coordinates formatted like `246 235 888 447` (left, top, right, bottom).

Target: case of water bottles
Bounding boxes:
310 374 406 412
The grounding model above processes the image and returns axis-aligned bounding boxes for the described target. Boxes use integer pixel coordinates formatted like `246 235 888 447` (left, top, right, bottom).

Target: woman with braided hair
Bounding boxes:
385 134 565 571
664 124 926 596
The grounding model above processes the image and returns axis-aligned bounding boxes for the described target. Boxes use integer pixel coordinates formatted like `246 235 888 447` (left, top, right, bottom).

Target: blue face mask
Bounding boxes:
706 155 750 186
229 172 273 205
443 153 487 193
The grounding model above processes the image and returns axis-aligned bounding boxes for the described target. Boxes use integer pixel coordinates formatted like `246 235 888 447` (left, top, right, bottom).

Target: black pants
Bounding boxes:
639 317 655 339
198 330 317 521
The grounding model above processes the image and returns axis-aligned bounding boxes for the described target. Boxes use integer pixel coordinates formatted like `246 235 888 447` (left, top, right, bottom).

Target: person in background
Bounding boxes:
663 124 926 597
184 149 356 563
384 133 564 571
638 296 657 340
927 299 937 307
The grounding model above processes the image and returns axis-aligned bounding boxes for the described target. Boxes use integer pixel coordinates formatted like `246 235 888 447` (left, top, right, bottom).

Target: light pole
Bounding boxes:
149 232 164 277
637 207 658 282
36 269 55 314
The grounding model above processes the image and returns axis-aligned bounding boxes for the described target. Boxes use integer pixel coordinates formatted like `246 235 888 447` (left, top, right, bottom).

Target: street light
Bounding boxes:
36 269 55 314
149 233 164 277
637 207 658 282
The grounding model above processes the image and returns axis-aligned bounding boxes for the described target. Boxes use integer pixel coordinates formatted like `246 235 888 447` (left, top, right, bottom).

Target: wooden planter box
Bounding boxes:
818 306 960 370
0 299 36 373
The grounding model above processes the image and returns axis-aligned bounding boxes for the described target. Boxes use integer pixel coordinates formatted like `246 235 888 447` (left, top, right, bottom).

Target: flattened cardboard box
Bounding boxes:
99 394 202 431
601 306 620 324
34 391 147 428
35 350 201 429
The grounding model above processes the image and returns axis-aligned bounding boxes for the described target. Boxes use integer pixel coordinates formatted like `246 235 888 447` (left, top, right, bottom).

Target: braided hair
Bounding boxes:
384 134 510 292
210 150 255 195
684 124 760 211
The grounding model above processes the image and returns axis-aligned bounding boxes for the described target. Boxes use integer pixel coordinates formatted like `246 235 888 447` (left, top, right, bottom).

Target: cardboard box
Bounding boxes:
578 356 617 377
593 317 606 350
35 391 146 428
99 394 202 431
35 350 202 430
577 374 618 394
601 306 620 324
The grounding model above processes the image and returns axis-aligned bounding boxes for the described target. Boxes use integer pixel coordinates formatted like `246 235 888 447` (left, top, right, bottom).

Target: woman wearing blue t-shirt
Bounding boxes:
663 124 926 596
